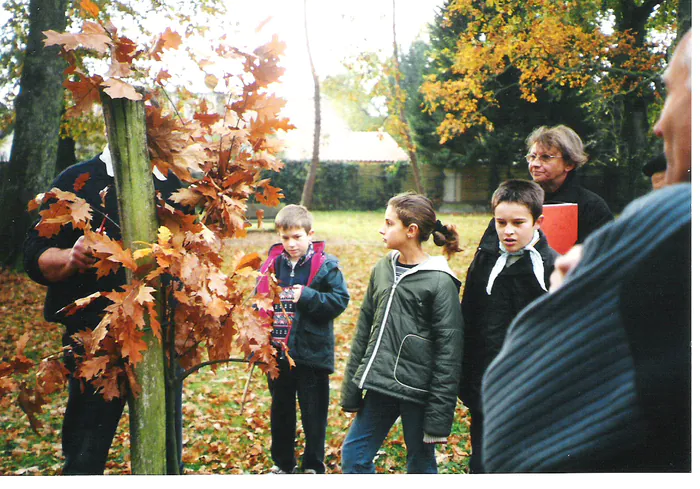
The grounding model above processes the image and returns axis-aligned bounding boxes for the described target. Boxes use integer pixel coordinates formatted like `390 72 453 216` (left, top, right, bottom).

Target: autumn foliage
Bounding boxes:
421 0 667 142
1 0 293 420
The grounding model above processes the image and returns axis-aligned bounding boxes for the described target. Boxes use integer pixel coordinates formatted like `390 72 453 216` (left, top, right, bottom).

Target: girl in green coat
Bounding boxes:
341 192 464 474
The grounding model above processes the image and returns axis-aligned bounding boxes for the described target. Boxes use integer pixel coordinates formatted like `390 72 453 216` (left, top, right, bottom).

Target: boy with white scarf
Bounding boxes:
457 179 557 473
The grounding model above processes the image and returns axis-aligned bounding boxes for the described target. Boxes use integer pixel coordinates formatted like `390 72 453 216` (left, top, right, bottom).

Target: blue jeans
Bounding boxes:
267 358 330 473
341 390 438 474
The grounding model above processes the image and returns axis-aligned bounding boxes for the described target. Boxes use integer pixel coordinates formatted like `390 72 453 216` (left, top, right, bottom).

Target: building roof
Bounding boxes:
274 95 409 163
279 129 409 163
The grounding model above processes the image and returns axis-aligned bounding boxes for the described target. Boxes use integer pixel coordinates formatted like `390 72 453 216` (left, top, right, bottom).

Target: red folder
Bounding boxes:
541 203 578 255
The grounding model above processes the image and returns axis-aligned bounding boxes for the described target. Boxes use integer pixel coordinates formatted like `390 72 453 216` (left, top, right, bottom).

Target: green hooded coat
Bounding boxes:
341 251 464 438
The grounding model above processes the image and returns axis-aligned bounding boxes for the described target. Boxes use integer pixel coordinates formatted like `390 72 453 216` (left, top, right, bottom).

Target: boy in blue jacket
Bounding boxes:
257 204 350 474
459 179 557 473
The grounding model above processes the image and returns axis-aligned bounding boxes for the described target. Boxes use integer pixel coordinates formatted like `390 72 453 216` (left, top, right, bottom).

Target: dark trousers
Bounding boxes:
62 376 125 475
468 407 484 473
267 359 330 473
62 369 184 475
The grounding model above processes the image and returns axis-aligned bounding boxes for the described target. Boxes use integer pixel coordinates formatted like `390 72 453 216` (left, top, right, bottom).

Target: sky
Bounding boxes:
0 0 445 158
238 0 445 99
150 0 446 103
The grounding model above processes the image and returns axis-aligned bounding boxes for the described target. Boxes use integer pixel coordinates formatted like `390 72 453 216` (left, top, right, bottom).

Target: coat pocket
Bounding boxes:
394 334 433 393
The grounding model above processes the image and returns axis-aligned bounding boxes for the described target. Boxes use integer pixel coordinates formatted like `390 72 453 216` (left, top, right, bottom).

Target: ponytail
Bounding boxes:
432 219 462 259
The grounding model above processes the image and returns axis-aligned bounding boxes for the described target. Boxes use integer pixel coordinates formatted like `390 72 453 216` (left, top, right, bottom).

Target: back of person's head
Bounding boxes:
387 192 462 258
526 125 589 169
491 179 545 220
274 204 313 233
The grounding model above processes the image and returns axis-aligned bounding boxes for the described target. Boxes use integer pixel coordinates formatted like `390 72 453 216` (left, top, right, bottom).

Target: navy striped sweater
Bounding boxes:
481 183 691 472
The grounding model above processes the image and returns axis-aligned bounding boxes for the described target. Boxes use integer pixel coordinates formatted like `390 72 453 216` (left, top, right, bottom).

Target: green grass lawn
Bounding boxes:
0 210 492 475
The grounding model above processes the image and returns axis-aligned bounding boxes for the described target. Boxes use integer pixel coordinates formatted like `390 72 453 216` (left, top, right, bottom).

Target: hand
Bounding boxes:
549 244 584 293
37 236 95 283
68 235 95 272
291 284 304 303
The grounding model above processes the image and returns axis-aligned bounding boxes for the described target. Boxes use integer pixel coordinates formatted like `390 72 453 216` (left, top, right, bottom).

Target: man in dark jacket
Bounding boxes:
23 148 183 474
256 204 349 474
480 30 692 473
459 180 557 473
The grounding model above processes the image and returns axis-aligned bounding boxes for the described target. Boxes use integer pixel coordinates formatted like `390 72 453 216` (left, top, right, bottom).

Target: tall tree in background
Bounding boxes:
0 0 226 267
405 3 593 196
0 0 68 267
300 0 321 209
389 0 423 194
422 0 677 203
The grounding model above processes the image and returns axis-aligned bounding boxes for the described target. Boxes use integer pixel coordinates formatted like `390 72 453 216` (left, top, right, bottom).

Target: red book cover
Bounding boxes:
541 203 578 255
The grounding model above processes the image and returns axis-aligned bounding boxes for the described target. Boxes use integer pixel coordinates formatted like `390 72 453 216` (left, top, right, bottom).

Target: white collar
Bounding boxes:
100 145 167 181
486 230 547 295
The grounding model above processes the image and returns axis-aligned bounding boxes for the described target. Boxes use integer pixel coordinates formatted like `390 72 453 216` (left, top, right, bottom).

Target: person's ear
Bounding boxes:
407 223 419 238
534 215 544 230
308 229 315 238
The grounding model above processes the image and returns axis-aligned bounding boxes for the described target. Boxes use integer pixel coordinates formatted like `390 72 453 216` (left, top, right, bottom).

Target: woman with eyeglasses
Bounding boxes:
524 125 613 241
457 124 612 474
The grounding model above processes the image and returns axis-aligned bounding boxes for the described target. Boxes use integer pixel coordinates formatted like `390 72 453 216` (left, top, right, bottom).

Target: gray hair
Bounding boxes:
526 125 589 169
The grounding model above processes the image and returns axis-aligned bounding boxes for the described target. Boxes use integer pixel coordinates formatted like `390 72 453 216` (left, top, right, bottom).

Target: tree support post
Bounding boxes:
101 93 167 475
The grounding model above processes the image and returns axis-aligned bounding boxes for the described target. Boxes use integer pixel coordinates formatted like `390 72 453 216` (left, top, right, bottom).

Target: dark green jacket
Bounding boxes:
341 251 464 438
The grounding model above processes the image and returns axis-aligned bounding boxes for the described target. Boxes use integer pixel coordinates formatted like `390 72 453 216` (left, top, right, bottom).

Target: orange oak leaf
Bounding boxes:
113 36 138 63
58 291 105 317
135 285 156 305
43 22 111 53
79 356 110 380
36 358 69 397
80 0 100 18
194 111 221 126
106 59 132 78
101 78 143 101
37 203 72 237
83 229 137 274
73 172 91 192
235 253 262 272
150 27 182 60
255 182 284 207
155 69 172 85
64 73 103 117
170 187 203 208
117 322 148 363
92 368 123 401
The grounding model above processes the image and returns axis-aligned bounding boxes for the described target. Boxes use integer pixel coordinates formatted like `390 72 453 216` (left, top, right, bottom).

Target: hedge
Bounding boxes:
264 160 439 211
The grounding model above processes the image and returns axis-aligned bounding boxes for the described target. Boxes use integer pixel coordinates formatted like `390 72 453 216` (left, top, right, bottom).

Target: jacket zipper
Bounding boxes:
358 257 419 389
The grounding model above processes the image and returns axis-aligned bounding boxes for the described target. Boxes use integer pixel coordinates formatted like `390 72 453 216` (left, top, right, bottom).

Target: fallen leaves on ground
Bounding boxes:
0 211 487 475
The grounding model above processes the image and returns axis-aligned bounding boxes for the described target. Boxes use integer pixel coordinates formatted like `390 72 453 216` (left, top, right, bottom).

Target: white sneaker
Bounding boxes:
269 465 290 474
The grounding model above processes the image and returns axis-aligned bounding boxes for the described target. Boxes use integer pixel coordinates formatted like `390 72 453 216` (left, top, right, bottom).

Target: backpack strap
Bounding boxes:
307 241 327 286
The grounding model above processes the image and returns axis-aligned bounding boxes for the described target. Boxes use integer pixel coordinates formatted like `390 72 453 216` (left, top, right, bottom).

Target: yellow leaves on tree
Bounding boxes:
422 0 666 142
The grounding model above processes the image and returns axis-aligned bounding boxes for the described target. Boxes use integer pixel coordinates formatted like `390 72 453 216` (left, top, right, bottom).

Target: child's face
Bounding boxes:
278 226 314 261
380 205 410 251
494 202 543 253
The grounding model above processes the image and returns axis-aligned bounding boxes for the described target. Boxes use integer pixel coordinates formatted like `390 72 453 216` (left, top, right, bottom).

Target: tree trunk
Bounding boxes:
614 0 657 202
0 0 67 267
392 0 424 194
101 93 167 475
300 0 321 209
677 0 691 38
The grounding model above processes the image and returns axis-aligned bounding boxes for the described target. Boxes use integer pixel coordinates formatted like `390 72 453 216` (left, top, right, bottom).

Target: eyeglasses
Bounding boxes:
525 153 563 163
